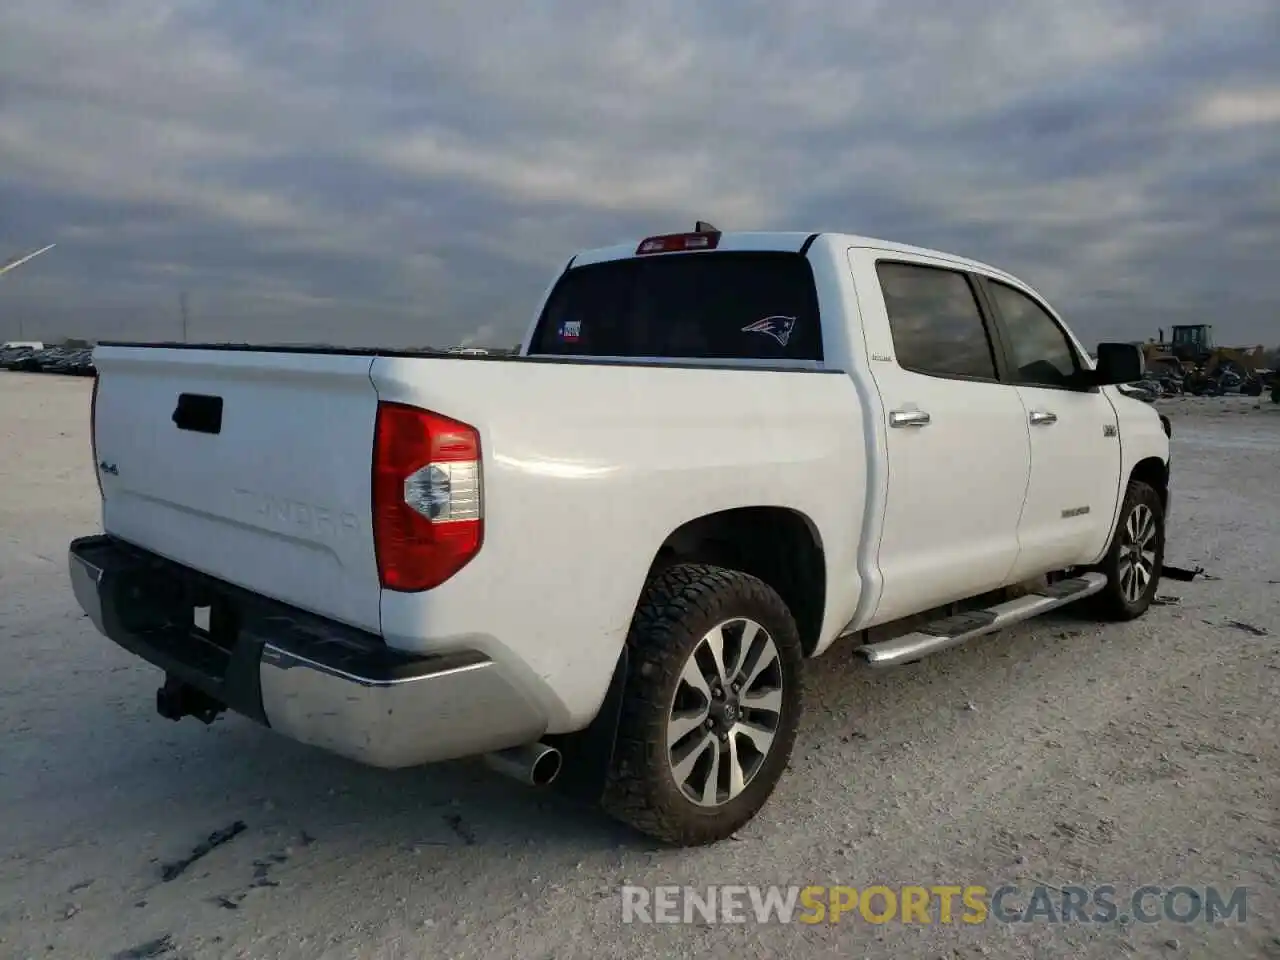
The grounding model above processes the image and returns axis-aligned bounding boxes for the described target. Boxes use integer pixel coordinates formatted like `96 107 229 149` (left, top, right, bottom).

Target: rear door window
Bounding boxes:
529 252 823 361
876 261 999 380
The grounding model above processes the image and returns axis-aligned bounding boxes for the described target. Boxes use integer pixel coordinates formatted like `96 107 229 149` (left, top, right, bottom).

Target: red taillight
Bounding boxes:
90 373 103 501
372 402 483 592
635 231 721 255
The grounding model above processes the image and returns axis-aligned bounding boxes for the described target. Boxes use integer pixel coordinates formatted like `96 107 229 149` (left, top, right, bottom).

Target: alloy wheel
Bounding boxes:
665 617 785 807
1117 503 1158 604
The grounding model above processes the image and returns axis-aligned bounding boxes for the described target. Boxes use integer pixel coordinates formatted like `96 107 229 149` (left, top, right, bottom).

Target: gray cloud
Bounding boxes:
1 0 1277 349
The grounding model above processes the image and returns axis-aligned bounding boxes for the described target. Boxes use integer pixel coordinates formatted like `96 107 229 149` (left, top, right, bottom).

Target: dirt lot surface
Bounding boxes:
1 372 1277 959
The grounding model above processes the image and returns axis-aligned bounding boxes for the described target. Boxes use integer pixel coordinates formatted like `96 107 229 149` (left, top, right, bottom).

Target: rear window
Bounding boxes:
528 252 823 361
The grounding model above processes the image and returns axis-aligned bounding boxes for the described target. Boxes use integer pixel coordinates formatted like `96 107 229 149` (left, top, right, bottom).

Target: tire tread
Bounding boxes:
601 563 803 846
1087 479 1164 622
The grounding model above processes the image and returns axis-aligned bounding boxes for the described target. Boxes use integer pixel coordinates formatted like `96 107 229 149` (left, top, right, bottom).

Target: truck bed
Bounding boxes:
91 343 871 688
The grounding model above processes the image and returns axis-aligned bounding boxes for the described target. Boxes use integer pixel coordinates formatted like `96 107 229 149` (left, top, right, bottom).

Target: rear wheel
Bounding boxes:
602 563 803 846
1087 480 1164 621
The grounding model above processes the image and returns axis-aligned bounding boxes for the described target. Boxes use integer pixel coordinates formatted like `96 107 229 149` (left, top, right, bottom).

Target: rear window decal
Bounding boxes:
741 315 796 347
559 320 581 342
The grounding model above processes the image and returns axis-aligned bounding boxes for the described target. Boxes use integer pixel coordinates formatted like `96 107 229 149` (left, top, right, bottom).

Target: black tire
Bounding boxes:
1086 480 1165 621
601 563 804 846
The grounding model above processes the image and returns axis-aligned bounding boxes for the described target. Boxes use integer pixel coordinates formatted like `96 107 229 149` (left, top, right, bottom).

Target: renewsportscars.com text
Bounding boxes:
620 884 1249 926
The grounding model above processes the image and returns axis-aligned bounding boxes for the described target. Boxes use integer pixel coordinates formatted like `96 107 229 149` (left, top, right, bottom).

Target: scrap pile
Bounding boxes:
1135 324 1277 403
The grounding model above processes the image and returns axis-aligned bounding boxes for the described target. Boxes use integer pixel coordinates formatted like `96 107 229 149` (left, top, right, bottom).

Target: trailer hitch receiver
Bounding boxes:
156 675 226 725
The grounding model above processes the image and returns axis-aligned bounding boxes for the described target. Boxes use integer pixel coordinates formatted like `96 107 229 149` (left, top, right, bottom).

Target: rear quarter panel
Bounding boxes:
371 357 868 730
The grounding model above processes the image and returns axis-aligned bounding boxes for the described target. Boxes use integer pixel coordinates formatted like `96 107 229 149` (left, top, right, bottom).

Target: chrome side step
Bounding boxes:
855 573 1108 668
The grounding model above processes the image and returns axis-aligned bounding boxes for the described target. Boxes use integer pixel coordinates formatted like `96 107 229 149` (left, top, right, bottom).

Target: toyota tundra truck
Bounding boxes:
69 226 1171 846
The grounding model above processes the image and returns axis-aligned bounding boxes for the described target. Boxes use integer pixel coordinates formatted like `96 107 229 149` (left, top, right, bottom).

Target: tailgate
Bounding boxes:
92 345 382 633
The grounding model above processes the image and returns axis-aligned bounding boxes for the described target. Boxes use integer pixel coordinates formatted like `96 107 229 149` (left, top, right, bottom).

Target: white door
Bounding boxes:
854 253 1031 627
979 277 1123 578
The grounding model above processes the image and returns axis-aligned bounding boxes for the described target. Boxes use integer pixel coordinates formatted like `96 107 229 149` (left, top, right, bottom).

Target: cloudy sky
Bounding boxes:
1 1 1277 350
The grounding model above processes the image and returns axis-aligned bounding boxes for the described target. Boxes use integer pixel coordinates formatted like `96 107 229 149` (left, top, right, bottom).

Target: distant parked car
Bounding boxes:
0 346 31 369
70 349 97 376
0 346 41 371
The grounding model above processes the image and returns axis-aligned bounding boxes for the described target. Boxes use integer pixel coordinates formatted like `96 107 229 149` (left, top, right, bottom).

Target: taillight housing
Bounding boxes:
372 402 483 592
90 372 103 501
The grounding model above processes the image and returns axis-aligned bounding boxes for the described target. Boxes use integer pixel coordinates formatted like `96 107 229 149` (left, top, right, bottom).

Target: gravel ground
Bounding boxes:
1 372 1277 960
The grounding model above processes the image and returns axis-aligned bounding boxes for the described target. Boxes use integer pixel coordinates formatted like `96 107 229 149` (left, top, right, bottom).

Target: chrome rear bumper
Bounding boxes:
68 535 546 768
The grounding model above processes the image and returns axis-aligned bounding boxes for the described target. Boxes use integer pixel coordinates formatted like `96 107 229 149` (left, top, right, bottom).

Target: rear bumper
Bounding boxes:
68 535 547 768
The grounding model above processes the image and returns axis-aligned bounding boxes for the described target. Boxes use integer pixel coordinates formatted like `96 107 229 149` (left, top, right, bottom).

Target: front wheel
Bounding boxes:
602 563 804 846
1087 480 1165 621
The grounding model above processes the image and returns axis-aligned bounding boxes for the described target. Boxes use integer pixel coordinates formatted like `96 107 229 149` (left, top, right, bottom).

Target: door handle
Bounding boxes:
889 409 931 428
1029 410 1058 426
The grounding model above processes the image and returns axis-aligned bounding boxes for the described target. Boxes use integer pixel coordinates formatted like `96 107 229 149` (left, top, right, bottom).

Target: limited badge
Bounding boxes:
741 315 796 347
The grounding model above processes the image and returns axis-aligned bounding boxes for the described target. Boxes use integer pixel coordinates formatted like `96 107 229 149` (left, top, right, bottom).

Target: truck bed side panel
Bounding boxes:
370 357 869 730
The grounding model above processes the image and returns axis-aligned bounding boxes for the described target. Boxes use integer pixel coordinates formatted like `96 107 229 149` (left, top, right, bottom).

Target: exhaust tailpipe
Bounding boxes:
483 742 562 788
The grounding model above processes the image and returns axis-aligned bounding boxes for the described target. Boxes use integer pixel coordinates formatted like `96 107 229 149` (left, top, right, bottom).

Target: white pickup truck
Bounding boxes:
70 226 1171 846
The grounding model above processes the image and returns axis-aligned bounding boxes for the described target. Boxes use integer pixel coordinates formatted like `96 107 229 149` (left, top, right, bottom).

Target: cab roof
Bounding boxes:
569 230 1020 286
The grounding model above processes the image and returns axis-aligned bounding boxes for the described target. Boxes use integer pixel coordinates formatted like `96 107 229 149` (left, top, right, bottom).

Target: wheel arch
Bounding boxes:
643 506 828 657
543 505 826 807
1129 456 1170 516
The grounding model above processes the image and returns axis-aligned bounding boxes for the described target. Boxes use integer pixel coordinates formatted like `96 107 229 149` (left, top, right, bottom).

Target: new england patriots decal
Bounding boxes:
740 315 797 347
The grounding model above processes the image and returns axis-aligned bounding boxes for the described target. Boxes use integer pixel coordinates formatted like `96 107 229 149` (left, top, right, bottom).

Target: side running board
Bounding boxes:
855 573 1108 668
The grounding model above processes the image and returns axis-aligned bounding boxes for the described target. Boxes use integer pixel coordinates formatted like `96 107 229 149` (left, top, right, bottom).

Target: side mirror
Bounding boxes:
1093 342 1145 385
